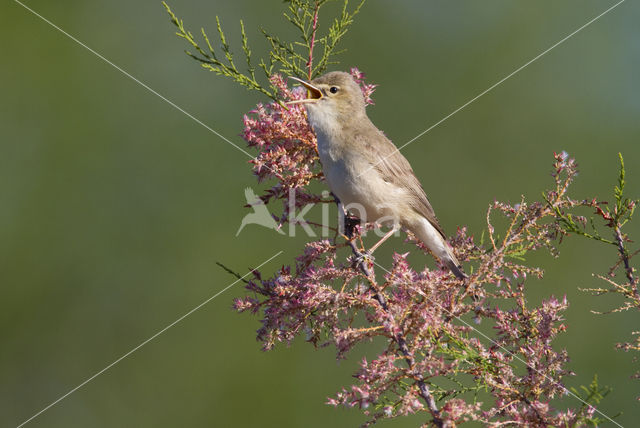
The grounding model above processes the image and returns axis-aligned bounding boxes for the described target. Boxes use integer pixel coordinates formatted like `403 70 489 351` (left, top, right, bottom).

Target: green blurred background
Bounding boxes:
2 0 639 426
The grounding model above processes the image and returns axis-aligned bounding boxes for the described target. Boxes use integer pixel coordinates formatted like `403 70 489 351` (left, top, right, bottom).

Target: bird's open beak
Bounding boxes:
286 76 323 105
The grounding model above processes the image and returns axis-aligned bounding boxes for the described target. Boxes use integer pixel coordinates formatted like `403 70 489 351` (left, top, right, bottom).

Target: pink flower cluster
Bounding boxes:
237 73 605 426
242 74 324 224
349 67 378 105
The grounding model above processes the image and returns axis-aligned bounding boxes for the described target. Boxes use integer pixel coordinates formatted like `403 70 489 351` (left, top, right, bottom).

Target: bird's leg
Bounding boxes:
367 225 399 255
353 224 399 265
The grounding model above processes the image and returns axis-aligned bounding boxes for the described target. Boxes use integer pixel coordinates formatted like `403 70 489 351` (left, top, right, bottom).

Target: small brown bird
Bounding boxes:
288 71 466 279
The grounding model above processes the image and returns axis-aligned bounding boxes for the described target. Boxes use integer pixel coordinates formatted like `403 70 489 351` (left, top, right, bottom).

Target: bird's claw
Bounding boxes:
353 250 374 266
343 215 361 239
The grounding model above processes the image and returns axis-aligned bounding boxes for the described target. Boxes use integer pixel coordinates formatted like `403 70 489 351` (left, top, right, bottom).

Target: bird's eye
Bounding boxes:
329 86 339 94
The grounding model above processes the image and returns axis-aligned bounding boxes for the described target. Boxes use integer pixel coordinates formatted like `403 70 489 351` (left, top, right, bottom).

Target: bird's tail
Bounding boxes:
442 250 467 280
412 217 467 280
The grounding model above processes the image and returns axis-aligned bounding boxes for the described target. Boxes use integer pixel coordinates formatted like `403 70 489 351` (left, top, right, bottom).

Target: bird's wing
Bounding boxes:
356 131 447 238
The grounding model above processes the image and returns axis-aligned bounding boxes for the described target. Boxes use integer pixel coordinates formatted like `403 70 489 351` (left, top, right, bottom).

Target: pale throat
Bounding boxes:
306 103 345 160
306 105 341 141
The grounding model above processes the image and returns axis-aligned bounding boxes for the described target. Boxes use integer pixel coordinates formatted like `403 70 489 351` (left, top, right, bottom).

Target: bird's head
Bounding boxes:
287 71 366 132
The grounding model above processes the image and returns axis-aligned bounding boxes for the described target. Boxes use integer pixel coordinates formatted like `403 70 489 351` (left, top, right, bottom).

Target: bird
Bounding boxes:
287 71 466 279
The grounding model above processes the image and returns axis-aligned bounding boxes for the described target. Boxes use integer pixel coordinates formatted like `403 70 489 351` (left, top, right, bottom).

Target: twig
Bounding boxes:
614 225 637 289
307 1 320 81
216 262 251 284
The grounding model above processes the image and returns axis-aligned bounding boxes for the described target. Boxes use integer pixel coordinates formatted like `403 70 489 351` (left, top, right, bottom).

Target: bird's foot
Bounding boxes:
353 250 375 266
343 215 361 240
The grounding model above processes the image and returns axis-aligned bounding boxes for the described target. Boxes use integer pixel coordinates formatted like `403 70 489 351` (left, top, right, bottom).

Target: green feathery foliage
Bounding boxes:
613 153 636 226
548 153 637 247
163 0 365 103
570 375 616 427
